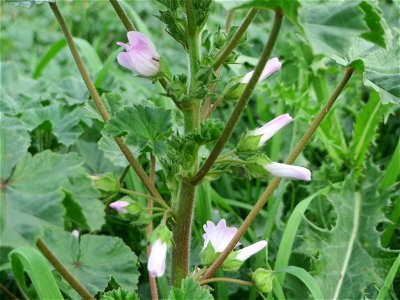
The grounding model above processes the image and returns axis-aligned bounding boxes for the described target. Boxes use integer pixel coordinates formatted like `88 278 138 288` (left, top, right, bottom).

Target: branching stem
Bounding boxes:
191 9 283 186
109 0 136 31
213 9 258 70
49 2 167 208
201 68 355 280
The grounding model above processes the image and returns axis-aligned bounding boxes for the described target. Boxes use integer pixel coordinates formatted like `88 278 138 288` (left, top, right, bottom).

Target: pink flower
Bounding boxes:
109 200 130 213
148 239 167 277
240 57 281 84
117 31 160 77
203 220 266 262
203 219 240 252
264 162 311 181
71 230 80 238
252 114 293 146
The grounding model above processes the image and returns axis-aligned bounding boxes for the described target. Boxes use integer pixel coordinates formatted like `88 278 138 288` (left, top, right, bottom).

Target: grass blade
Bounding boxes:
276 266 324 300
10 246 63 300
376 254 400 300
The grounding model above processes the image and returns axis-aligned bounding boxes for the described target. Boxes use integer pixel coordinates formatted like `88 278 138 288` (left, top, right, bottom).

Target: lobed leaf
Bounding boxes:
168 276 213 300
43 229 140 296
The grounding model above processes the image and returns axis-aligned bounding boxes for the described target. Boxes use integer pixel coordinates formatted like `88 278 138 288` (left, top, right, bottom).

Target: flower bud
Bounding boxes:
109 199 130 214
117 31 160 77
71 230 80 238
148 225 173 278
91 173 119 194
251 268 274 294
240 57 281 84
264 162 311 181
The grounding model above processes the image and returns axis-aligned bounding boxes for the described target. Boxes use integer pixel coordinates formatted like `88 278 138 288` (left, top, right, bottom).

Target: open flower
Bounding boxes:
201 219 267 270
148 239 167 277
264 162 311 181
203 219 239 252
252 114 293 147
117 31 160 77
240 57 282 84
109 200 130 213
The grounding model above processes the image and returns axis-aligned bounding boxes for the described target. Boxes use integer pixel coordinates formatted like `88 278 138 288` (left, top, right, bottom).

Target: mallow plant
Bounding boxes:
1 0 399 299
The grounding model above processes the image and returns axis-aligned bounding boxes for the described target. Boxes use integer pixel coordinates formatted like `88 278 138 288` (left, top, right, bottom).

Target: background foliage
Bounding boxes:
1 0 399 299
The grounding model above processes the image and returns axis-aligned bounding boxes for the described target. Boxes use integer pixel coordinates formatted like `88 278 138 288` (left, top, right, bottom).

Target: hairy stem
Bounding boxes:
49 2 167 207
109 0 136 31
213 8 258 70
36 239 94 300
201 68 355 280
199 277 253 286
171 0 201 286
147 154 159 300
191 9 283 186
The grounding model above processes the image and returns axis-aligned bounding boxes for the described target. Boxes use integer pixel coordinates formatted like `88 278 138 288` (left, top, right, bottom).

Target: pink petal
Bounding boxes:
71 230 80 238
236 240 268 261
264 163 311 181
127 31 157 52
117 52 135 71
253 114 293 146
148 240 167 277
109 200 130 213
241 57 282 84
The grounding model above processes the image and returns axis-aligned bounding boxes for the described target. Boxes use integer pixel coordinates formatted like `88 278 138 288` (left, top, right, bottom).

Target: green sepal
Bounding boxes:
200 243 219 266
251 268 274 294
150 224 173 247
244 154 272 178
237 132 262 153
223 77 246 100
92 173 120 194
221 252 243 272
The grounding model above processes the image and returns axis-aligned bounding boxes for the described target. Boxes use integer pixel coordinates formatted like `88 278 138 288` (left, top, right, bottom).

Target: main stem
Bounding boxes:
191 9 283 185
202 68 355 280
49 2 167 207
171 0 200 286
36 239 94 300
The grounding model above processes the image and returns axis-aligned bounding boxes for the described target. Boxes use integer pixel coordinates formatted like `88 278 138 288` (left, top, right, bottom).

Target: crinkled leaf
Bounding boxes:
21 102 85 146
43 229 140 296
5 0 54 8
102 288 140 300
297 168 399 299
168 277 213 300
0 115 30 180
103 105 173 156
359 0 388 48
0 151 105 248
333 28 400 104
298 0 368 56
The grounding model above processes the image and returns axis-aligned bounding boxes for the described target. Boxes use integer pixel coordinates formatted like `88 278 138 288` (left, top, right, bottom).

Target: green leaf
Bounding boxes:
297 170 399 299
86 93 124 122
298 0 368 56
333 28 400 104
103 105 173 156
10 246 63 300
98 135 139 168
0 115 30 180
349 90 384 171
43 229 140 296
5 0 54 8
168 277 213 300
359 1 387 48
21 102 85 146
1 151 105 247
102 288 140 300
